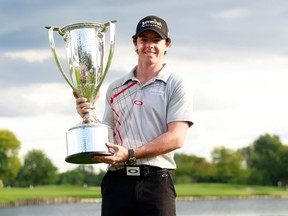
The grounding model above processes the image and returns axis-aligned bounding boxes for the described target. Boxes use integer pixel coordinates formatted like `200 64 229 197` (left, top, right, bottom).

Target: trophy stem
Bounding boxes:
82 106 102 123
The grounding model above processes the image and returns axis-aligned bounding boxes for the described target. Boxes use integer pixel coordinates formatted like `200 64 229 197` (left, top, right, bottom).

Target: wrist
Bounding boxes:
126 149 136 165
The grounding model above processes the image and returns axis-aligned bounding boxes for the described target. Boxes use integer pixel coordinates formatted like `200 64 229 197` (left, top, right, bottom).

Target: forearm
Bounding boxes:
134 121 189 159
92 121 190 165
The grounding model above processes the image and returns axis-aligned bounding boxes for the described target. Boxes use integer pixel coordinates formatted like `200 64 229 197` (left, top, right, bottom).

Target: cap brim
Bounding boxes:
134 28 167 39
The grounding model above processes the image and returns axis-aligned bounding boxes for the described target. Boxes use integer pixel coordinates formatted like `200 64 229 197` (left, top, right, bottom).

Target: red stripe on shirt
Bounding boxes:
115 128 123 145
109 81 137 104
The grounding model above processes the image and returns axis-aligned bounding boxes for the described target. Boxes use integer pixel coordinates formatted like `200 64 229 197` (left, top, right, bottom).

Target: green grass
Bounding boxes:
0 185 101 203
0 183 287 204
175 183 288 197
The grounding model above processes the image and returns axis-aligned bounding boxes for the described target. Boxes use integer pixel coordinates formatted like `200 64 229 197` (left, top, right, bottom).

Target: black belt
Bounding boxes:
112 165 165 176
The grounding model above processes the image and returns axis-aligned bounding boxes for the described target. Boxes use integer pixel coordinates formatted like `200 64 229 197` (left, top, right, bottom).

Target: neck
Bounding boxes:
135 63 164 85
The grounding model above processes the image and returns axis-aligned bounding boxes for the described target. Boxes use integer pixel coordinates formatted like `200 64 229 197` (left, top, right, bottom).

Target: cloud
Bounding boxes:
4 50 52 63
211 8 251 20
0 83 74 117
166 49 288 113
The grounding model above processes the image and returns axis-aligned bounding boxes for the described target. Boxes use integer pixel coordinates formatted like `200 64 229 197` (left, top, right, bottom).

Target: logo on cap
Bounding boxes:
142 19 163 30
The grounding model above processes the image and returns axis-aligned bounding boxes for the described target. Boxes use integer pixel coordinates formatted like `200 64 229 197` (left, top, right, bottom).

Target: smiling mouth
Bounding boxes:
145 51 156 55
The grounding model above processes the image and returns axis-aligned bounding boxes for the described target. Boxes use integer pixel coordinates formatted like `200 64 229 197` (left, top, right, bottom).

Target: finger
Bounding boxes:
76 98 87 105
105 142 114 148
79 103 91 110
82 119 92 124
76 103 89 111
104 143 114 153
92 156 105 163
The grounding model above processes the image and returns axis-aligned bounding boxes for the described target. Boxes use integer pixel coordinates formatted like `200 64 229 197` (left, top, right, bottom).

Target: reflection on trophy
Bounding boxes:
45 21 116 164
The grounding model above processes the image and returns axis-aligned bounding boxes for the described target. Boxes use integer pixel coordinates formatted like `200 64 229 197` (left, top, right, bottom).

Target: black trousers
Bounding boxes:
101 168 176 216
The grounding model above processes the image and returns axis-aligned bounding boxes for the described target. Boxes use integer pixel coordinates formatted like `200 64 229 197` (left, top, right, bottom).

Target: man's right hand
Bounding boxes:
73 92 93 123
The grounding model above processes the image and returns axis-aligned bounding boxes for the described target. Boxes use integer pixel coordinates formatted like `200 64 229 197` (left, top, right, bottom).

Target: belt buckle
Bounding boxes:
126 166 141 176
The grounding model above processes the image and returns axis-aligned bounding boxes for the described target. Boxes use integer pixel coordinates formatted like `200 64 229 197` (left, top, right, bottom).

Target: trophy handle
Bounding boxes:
45 26 78 95
95 20 117 94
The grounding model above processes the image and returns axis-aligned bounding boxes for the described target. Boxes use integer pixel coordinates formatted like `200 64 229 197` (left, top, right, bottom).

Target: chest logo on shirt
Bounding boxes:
133 100 143 106
149 88 164 95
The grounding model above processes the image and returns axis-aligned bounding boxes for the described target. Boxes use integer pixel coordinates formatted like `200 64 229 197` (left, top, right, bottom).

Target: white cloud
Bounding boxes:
3 49 66 63
108 44 137 71
4 50 51 63
0 113 105 172
211 8 250 20
0 83 74 116
181 105 288 162
0 83 109 172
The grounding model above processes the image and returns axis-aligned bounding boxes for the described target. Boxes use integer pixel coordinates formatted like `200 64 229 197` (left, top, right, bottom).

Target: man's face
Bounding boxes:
134 30 171 65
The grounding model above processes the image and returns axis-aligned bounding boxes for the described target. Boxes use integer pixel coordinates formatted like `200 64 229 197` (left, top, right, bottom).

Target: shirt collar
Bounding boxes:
121 63 171 85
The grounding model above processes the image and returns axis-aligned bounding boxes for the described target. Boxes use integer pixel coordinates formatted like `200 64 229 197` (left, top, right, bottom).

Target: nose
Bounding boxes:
146 40 154 47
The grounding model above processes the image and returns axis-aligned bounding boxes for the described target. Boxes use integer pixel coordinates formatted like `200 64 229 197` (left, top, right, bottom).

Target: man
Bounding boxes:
76 15 193 216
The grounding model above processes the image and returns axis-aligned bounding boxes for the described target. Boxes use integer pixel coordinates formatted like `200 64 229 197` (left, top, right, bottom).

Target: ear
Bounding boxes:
164 39 171 53
132 37 137 46
165 38 172 48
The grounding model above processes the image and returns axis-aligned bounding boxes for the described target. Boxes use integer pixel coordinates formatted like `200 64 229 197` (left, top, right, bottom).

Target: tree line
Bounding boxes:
174 134 288 186
0 129 287 187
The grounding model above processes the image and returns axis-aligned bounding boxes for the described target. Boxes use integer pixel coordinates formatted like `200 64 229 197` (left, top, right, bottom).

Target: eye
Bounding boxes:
139 38 147 43
153 39 161 43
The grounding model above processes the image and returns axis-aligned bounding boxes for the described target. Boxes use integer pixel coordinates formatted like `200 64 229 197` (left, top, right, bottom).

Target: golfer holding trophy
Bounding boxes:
46 21 116 164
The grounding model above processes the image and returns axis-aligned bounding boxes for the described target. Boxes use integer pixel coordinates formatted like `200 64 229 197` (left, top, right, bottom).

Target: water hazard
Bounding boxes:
0 198 287 216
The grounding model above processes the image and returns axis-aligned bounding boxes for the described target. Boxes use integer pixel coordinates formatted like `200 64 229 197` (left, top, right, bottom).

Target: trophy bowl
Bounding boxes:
46 21 116 164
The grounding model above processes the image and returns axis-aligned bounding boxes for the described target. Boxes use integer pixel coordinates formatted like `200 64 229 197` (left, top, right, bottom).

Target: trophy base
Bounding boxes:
65 151 113 164
66 123 114 164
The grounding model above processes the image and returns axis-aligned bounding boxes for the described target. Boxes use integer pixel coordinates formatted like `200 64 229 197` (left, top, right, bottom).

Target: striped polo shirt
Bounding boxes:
103 64 193 170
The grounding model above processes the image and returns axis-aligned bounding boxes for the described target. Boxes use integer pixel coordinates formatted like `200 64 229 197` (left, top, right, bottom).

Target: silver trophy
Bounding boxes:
45 21 116 164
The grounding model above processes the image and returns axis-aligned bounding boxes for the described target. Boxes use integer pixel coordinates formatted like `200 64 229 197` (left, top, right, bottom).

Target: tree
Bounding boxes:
174 153 216 183
57 165 105 186
0 130 21 185
17 149 57 186
244 134 285 185
278 145 288 184
212 146 248 184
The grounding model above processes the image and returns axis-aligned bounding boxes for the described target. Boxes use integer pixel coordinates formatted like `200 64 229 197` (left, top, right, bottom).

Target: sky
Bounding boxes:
1 0 288 172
